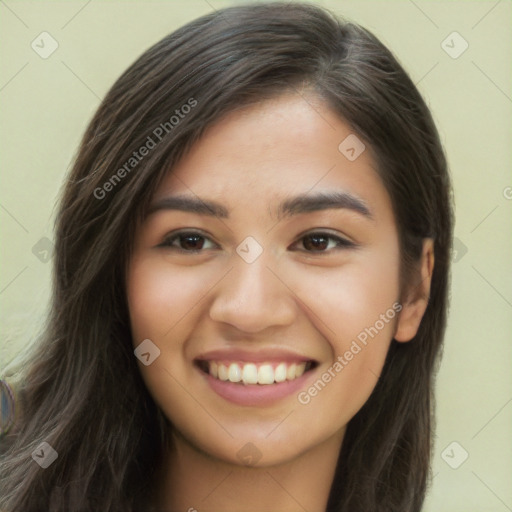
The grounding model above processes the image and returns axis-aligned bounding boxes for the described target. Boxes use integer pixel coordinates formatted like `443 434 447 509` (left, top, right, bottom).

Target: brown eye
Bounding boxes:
178 234 205 250
296 232 354 253
160 231 216 252
303 234 329 251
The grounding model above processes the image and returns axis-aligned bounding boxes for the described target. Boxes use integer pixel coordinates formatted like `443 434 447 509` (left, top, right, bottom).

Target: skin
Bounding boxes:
127 93 433 512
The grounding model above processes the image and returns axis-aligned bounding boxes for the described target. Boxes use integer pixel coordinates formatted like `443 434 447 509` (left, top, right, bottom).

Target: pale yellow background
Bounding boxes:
1 1 511 510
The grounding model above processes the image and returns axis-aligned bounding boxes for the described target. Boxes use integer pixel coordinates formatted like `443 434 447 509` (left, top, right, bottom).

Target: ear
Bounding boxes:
394 238 435 343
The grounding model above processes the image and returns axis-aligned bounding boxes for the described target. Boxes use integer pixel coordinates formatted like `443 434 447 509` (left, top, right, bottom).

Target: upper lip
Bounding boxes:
195 348 316 364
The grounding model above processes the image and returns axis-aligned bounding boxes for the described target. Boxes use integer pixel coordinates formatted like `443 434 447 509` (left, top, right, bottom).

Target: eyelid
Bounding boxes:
157 228 356 253
296 227 355 242
290 229 357 252
158 229 218 250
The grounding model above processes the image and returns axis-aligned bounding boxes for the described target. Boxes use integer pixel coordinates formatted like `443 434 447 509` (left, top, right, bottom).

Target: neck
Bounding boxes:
153 428 344 512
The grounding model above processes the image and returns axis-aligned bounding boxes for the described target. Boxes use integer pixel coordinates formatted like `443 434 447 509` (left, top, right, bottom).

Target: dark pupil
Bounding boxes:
181 235 204 250
304 234 328 251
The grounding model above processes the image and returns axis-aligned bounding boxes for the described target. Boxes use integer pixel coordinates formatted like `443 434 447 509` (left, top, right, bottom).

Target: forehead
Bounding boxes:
153 94 392 221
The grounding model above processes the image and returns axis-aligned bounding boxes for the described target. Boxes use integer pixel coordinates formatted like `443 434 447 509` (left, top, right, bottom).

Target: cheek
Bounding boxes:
126 255 215 434
287 250 400 425
285 248 401 346
127 254 214 342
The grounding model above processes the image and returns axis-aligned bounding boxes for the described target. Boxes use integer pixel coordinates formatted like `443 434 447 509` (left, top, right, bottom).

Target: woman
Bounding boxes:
0 3 453 511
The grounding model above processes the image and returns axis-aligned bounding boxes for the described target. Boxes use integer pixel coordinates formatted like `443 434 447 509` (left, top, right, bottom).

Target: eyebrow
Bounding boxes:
147 191 372 220
147 195 229 218
277 191 372 220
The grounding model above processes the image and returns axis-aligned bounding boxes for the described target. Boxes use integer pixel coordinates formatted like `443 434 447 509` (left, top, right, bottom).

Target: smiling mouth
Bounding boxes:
196 360 317 385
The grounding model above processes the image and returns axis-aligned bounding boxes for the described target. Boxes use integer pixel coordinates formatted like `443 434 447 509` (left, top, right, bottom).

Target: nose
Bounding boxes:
209 254 297 334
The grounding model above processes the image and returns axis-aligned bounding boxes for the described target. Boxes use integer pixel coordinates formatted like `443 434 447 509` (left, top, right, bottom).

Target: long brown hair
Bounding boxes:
0 3 453 510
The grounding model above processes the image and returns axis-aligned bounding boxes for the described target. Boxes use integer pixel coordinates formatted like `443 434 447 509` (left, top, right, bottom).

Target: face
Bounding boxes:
127 94 406 467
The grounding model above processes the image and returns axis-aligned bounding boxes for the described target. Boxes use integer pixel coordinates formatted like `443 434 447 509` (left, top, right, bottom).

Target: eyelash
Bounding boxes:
158 230 355 254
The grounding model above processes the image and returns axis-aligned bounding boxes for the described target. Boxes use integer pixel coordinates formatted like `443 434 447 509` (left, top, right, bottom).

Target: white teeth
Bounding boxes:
242 363 258 384
274 363 287 383
218 364 228 381
228 363 242 383
258 364 274 385
207 360 312 385
286 363 296 381
295 362 306 378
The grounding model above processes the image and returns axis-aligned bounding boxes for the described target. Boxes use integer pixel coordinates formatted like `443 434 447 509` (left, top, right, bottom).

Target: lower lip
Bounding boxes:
200 368 314 407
